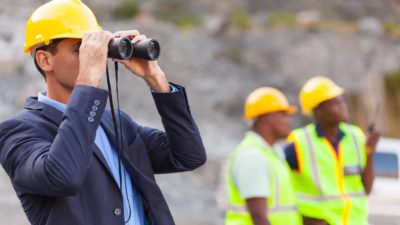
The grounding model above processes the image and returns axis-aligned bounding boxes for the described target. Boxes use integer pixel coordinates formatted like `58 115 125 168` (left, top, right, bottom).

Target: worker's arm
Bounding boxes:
232 149 271 224
362 156 374 194
362 127 380 194
120 85 207 173
0 86 108 197
246 198 271 225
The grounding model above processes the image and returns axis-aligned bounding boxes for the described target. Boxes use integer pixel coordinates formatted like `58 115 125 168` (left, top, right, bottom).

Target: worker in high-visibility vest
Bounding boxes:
285 76 381 225
225 87 303 225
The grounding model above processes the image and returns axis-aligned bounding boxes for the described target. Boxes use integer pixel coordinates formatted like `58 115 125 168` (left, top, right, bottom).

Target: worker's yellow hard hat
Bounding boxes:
24 0 102 53
299 76 344 115
243 87 297 120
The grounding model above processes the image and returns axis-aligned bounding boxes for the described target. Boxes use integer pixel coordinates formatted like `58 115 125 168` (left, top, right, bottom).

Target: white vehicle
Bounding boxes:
369 137 400 225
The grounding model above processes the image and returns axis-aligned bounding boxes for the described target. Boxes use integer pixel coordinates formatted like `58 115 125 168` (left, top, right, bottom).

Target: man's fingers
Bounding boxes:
85 31 99 40
131 35 147 44
100 31 114 45
114 30 140 38
113 30 149 45
81 31 113 52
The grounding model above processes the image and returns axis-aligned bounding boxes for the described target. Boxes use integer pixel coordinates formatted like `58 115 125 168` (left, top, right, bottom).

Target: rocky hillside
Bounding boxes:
1 0 400 224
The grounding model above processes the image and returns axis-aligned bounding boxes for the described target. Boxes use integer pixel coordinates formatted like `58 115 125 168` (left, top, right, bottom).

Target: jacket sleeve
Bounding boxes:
132 84 206 174
0 85 108 197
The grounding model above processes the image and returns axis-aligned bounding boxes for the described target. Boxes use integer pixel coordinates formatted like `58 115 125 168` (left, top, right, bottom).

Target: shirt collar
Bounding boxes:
247 131 274 150
38 91 66 113
315 123 345 140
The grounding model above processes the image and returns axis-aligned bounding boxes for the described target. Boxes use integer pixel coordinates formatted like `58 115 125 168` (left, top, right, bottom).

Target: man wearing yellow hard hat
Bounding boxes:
284 76 380 225
225 87 303 225
0 1 206 225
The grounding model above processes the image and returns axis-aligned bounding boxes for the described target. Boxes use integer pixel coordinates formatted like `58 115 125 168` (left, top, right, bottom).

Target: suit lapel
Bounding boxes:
91 144 115 180
101 112 149 194
100 115 156 219
99 110 124 150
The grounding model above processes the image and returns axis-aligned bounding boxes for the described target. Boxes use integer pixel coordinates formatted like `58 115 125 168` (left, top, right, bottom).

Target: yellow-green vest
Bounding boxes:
288 123 368 225
225 132 302 225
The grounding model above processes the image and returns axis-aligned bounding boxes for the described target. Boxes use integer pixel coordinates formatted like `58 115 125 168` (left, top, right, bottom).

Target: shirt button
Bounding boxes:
94 100 100 106
92 105 99 112
89 111 96 117
88 116 95 123
113 208 122 216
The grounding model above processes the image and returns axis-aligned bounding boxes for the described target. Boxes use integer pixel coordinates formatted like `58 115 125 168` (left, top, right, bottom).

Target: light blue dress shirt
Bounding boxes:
38 91 146 225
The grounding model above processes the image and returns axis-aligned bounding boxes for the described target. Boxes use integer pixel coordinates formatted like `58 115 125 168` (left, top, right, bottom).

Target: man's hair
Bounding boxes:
33 38 65 80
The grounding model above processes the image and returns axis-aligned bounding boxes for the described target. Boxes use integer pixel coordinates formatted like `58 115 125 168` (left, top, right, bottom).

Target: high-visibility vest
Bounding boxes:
225 132 303 225
288 123 368 225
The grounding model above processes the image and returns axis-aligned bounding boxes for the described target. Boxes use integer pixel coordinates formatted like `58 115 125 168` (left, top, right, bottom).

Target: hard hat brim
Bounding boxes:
302 88 344 115
243 105 297 121
24 30 101 54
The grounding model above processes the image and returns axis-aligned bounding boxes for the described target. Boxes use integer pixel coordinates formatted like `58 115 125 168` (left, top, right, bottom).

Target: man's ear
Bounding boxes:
35 50 54 73
313 107 321 119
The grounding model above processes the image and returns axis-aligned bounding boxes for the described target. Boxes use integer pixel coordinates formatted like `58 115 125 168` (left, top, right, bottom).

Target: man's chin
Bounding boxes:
338 117 349 123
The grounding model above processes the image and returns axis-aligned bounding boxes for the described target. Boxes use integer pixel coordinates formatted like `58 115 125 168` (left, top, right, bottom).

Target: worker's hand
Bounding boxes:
76 31 114 87
113 30 170 93
366 126 381 155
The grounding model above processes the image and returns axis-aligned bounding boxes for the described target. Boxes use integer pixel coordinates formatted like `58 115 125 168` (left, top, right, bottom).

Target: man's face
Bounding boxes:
36 38 81 91
265 111 293 139
315 95 349 124
50 39 81 90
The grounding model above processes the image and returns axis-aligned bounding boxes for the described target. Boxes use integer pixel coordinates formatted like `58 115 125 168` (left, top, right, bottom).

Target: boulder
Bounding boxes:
357 17 384 37
296 10 321 32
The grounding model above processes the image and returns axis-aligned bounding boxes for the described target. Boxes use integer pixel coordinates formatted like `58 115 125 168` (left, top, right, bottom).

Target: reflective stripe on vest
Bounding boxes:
227 164 297 212
302 124 365 195
225 132 302 225
227 204 298 213
290 123 368 225
297 191 366 201
346 124 363 175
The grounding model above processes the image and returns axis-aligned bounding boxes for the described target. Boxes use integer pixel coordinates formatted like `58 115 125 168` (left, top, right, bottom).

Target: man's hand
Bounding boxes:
366 126 381 155
113 30 170 93
362 126 380 194
76 31 114 87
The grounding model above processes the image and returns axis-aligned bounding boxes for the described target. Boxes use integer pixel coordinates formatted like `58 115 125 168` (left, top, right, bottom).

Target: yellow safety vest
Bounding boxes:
225 132 302 225
288 123 368 225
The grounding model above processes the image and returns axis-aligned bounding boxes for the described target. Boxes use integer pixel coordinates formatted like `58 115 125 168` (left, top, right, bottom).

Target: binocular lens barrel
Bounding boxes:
107 37 160 61
108 38 132 60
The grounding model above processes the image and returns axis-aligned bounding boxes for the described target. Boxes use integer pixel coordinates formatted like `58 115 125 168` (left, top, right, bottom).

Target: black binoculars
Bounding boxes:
107 37 160 60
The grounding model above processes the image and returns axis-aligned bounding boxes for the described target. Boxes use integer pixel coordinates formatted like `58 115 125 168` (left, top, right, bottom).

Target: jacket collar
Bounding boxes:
314 123 345 140
25 96 63 125
26 96 128 149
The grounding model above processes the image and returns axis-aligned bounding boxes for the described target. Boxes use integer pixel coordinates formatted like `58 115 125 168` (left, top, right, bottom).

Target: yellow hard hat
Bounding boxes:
299 76 344 115
243 87 297 120
24 0 102 53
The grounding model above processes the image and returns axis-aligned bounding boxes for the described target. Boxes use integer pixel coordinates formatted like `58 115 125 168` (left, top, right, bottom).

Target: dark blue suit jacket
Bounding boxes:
0 85 206 225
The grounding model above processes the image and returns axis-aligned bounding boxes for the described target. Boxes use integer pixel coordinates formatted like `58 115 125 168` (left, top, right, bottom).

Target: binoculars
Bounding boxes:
108 37 160 60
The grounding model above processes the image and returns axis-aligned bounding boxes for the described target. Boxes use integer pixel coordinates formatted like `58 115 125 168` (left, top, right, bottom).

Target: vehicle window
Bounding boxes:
373 152 399 178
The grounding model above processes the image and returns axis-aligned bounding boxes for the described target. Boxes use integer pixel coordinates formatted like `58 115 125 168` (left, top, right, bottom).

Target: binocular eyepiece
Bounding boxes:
108 37 160 61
